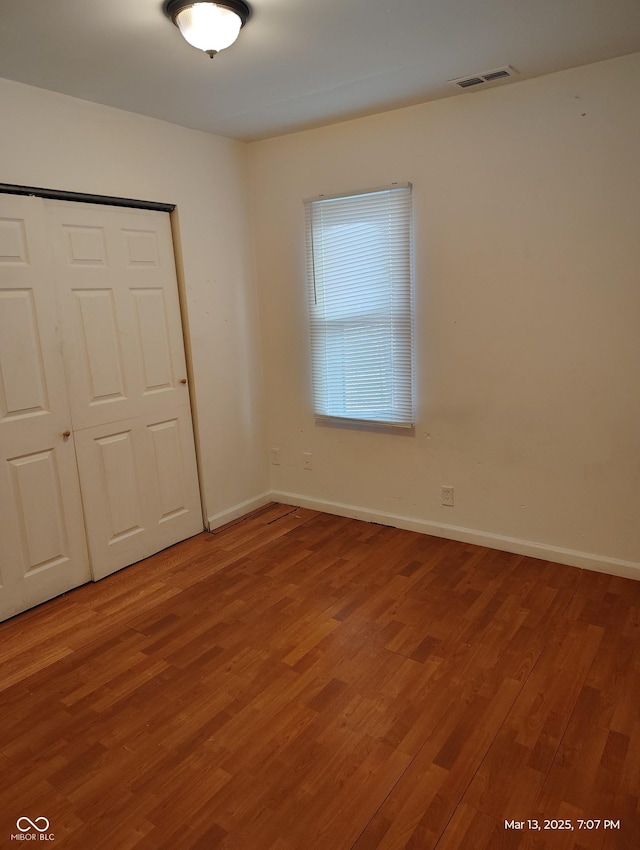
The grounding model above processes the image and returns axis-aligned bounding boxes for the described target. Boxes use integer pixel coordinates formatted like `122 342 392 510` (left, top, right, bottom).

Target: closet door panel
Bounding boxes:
46 201 203 580
47 203 191 429
0 194 91 622
72 405 201 580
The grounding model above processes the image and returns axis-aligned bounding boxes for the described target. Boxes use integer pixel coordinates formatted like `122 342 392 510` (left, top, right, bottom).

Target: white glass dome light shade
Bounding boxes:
175 3 243 54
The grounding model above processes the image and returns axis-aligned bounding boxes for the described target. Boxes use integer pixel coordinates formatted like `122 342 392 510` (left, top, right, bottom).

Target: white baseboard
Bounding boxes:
270 490 640 582
207 492 273 531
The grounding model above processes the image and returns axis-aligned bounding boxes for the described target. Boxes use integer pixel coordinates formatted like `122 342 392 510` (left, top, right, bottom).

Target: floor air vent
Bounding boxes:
448 66 517 90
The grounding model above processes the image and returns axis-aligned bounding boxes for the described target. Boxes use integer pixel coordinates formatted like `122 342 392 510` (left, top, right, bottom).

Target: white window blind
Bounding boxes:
305 184 414 427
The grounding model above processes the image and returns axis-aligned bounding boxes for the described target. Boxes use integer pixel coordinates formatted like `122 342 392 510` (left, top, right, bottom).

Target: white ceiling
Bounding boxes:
1 0 639 142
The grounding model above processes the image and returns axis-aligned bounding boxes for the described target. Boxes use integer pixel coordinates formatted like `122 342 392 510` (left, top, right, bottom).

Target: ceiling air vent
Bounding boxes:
448 66 517 90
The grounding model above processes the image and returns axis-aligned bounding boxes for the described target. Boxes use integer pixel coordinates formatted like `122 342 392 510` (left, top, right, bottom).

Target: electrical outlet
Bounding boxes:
441 486 454 507
270 446 281 465
303 452 312 471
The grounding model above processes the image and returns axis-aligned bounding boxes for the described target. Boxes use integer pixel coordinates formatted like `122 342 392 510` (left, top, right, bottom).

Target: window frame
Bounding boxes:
304 183 415 429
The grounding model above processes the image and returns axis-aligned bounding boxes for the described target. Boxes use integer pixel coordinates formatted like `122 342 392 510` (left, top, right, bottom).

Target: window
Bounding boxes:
305 184 414 427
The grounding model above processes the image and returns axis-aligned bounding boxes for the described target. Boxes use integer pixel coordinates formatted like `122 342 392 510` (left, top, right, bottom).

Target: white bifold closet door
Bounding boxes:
45 199 203 580
0 194 203 621
0 195 91 620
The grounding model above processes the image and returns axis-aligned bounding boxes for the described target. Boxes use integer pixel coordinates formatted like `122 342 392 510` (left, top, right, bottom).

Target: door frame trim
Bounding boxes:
0 183 175 213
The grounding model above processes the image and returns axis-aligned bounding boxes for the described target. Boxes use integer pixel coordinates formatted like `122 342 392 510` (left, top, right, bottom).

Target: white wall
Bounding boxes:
0 77 269 525
248 53 640 577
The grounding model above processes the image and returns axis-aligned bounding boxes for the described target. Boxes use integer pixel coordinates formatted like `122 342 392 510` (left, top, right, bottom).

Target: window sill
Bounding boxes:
315 415 415 435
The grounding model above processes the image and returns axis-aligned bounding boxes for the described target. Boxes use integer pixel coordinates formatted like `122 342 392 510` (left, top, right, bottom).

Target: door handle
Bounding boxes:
180 378 187 384
62 430 71 439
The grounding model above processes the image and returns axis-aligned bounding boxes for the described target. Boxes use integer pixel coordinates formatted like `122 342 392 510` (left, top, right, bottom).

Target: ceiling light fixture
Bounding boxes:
164 0 251 58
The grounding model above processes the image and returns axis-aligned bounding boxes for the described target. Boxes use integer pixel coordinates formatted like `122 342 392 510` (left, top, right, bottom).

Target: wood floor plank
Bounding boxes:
0 506 638 848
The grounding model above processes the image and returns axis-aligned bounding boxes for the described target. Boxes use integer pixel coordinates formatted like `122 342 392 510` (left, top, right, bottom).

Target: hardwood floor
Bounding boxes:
1 504 638 849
